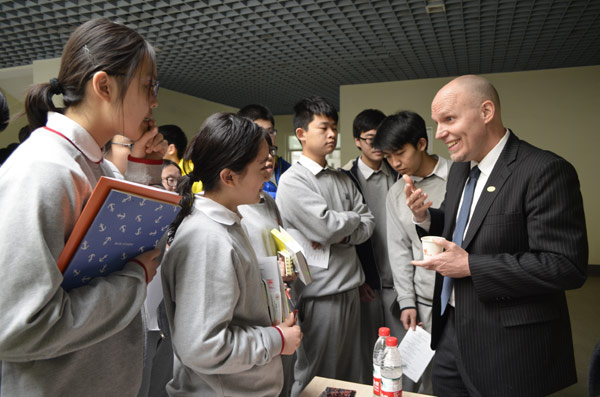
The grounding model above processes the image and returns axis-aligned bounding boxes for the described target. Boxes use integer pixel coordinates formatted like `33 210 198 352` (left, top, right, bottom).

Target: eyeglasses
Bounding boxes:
162 176 178 188
108 72 159 97
266 128 277 137
112 141 134 150
359 136 375 144
148 79 160 97
269 146 278 157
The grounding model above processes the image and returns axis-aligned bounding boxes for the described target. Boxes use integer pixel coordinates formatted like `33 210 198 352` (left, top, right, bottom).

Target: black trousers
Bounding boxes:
432 307 482 397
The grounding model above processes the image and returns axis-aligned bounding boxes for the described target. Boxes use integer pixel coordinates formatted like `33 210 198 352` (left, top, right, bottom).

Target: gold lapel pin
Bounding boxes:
487 186 496 192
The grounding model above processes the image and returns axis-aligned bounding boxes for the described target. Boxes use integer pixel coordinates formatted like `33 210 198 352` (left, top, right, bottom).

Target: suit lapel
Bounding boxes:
462 132 519 248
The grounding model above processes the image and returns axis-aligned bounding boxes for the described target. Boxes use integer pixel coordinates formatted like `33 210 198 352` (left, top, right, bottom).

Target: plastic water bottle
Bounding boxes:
380 336 403 397
372 327 390 396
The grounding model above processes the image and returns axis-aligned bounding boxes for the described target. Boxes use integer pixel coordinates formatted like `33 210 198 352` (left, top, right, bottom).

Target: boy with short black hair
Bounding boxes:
159 124 188 163
276 96 375 396
340 108 401 384
372 110 451 394
237 104 291 199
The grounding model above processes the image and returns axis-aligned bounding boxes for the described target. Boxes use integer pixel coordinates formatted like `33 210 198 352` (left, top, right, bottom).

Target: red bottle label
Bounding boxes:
373 376 381 395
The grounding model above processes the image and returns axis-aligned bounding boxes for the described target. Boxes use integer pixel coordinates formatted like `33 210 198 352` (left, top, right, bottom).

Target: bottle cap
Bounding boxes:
385 336 398 347
378 327 390 337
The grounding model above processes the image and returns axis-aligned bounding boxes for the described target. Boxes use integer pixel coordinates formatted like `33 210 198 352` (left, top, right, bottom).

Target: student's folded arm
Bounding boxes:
386 188 417 309
0 165 147 362
276 174 360 245
169 242 280 375
344 180 375 246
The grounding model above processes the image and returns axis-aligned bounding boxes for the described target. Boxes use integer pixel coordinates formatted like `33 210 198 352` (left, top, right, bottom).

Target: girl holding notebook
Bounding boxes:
0 19 165 395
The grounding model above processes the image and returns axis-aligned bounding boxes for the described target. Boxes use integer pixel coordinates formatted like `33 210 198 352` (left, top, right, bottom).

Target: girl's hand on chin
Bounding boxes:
130 120 167 160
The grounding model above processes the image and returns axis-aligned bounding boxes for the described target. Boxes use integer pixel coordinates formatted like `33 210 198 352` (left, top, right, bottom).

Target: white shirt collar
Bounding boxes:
193 194 241 226
357 156 389 179
411 155 450 182
45 112 104 163
298 154 329 176
471 129 510 177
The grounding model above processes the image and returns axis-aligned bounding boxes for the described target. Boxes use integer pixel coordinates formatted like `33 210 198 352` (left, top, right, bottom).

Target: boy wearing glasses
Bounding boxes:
237 104 290 199
161 160 181 192
339 109 400 384
104 134 135 177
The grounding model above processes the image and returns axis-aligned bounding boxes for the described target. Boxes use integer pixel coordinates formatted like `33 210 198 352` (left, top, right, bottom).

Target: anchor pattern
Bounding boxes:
62 190 181 290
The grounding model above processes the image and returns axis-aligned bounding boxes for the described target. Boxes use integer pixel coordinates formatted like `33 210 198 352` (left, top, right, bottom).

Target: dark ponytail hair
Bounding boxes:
24 19 156 130
0 91 9 132
167 113 268 243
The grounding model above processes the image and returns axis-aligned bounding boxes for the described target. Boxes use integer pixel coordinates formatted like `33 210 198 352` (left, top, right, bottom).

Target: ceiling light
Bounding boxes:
426 1 446 14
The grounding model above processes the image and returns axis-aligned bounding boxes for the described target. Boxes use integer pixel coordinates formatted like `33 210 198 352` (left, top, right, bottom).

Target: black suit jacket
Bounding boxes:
427 131 588 397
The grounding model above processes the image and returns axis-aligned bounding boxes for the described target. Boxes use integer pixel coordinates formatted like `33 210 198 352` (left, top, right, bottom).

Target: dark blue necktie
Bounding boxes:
440 166 481 315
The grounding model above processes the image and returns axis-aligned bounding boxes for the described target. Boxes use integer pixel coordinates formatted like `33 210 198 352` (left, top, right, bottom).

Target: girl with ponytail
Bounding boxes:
0 19 166 395
161 113 302 395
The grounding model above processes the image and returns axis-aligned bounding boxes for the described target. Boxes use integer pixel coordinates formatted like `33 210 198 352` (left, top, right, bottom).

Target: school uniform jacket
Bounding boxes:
0 112 162 396
427 131 588 397
339 158 397 290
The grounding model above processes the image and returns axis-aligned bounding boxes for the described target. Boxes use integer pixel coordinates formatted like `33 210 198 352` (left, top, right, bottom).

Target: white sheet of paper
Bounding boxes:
257 256 285 324
286 228 330 269
143 264 164 331
399 326 436 383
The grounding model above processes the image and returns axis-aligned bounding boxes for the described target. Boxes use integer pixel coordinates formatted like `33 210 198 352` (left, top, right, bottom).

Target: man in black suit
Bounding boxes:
404 75 588 396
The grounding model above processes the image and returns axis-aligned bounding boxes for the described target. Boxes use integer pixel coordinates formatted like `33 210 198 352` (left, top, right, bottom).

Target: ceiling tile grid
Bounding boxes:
1 0 599 114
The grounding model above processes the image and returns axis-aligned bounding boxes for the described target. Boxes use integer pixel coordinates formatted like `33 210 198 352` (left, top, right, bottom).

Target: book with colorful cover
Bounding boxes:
271 226 312 285
57 176 181 290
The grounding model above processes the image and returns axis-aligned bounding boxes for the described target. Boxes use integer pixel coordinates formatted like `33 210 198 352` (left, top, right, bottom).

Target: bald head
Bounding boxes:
441 75 501 115
431 75 505 163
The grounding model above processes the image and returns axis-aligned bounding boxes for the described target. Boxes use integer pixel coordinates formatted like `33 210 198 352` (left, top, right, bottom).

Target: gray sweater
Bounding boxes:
276 157 375 298
386 156 451 308
238 193 282 258
161 196 283 396
0 112 161 396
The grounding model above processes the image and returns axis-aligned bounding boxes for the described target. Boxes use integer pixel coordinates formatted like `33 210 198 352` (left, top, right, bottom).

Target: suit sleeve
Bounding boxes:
469 157 588 300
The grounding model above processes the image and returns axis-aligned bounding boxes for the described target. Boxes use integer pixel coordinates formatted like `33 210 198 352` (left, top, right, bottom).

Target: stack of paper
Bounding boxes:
257 256 291 325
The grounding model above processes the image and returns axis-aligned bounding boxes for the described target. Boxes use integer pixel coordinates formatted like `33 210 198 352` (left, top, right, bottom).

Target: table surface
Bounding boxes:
299 376 433 397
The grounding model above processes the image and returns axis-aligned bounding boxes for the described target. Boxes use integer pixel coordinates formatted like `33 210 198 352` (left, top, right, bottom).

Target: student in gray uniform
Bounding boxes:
339 109 402 385
160 113 302 396
276 96 375 396
372 111 452 394
0 19 166 396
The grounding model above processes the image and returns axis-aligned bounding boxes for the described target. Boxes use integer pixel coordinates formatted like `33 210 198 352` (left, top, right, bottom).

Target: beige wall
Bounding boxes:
273 114 294 162
152 88 237 137
340 65 600 263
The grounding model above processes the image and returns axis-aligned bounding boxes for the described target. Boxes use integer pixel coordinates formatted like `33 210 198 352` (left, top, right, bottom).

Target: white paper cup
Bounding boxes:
421 236 443 258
